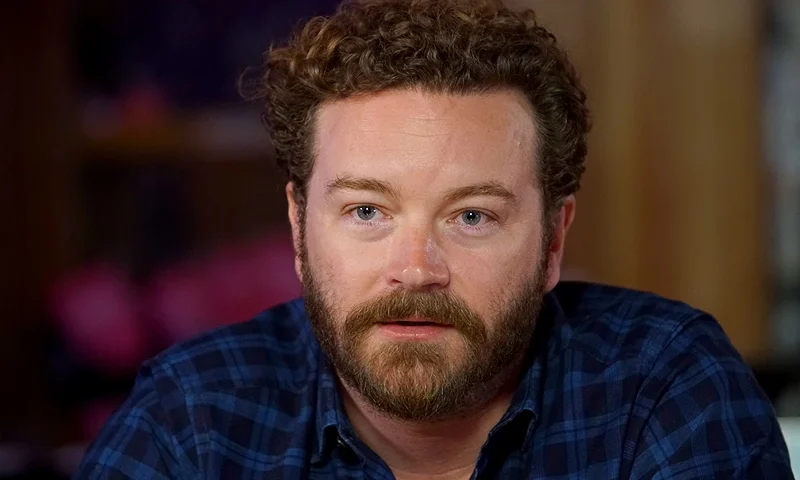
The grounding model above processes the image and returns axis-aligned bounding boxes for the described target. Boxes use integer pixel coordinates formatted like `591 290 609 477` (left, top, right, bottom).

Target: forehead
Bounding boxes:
311 89 538 192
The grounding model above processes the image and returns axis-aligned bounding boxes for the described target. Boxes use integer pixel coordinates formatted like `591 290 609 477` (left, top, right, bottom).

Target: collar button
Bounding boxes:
336 436 360 465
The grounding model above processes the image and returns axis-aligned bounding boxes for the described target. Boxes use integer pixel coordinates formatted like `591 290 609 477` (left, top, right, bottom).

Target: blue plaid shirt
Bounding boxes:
74 282 793 479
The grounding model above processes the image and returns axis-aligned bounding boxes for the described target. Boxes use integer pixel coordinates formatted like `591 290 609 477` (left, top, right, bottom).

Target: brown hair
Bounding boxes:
253 0 590 214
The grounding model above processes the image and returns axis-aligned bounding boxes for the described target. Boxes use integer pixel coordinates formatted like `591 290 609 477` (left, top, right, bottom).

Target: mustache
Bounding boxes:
344 290 488 342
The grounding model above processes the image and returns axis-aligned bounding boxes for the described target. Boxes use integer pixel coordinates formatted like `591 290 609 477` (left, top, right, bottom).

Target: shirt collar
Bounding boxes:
310 349 340 464
308 289 566 463
489 291 566 449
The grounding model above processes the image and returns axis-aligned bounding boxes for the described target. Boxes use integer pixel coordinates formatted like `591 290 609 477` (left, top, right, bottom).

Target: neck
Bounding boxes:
338 358 524 479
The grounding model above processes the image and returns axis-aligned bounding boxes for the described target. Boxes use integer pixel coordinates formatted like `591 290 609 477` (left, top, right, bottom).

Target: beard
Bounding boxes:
300 236 550 422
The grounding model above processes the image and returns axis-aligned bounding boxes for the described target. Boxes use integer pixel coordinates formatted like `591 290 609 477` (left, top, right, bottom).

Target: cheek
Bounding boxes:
449 237 542 316
304 217 385 307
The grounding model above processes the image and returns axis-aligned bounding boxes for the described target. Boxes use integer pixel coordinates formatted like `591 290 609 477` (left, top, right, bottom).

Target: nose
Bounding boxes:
386 224 450 291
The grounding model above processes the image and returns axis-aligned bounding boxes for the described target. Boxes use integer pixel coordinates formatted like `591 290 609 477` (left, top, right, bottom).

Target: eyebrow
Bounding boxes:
325 176 401 201
442 181 518 206
325 175 517 206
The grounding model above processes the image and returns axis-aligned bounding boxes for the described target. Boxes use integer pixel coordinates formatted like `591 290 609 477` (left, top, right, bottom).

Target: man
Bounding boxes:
75 0 793 478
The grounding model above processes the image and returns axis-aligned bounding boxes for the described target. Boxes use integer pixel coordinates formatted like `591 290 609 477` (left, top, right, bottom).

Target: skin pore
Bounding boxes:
287 89 575 479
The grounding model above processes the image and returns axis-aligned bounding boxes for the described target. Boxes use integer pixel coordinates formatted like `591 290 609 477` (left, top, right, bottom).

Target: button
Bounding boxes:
336 436 360 465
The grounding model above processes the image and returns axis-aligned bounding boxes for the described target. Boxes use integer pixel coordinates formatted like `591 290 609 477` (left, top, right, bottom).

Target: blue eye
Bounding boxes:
355 206 378 221
460 210 483 226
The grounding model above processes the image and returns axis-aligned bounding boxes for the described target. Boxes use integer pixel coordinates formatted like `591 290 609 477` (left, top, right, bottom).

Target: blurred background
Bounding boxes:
0 0 798 476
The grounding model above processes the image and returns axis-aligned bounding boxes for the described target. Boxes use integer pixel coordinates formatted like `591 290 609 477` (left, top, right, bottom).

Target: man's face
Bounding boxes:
288 89 566 421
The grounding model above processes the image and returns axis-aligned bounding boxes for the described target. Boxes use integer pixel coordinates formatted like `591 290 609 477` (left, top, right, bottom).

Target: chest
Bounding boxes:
194 434 627 479
190 367 638 478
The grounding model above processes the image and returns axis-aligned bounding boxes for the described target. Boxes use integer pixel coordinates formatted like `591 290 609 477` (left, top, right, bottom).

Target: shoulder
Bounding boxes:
550 282 791 476
550 281 732 367
142 297 317 395
548 281 773 415
73 299 318 476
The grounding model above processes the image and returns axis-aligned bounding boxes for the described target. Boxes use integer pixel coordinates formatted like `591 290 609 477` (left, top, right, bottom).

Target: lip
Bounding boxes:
376 318 454 340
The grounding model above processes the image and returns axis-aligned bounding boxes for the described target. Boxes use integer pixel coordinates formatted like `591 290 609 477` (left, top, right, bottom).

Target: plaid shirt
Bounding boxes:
74 282 793 479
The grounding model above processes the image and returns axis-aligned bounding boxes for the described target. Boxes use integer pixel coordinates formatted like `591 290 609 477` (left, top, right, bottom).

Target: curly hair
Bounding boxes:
253 0 590 214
